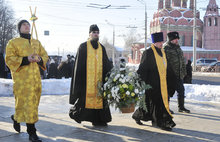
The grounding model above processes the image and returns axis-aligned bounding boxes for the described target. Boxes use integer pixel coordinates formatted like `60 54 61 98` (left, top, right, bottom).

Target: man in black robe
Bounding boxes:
132 32 176 131
69 24 112 126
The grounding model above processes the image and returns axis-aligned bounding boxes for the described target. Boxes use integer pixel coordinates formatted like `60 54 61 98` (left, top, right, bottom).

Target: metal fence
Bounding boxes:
197 65 220 73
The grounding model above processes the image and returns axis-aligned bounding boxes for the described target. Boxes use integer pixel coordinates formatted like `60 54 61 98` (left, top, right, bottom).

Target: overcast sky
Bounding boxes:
5 0 212 56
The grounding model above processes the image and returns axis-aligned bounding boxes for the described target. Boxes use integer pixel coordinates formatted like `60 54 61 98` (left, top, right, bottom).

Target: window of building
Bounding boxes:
208 18 212 26
214 17 218 26
204 19 206 26
135 51 138 60
179 35 185 46
131 49 133 59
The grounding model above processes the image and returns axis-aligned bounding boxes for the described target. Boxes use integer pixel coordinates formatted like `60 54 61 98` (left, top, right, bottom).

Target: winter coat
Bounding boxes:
163 41 186 80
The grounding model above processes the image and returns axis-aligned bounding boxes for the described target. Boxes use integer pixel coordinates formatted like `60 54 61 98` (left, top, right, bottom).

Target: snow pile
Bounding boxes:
0 78 220 103
172 84 220 102
0 78 71 96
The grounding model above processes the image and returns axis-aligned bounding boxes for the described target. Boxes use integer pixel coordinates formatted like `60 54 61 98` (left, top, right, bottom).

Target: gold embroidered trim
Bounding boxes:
151 44 173 118
85 39 103 109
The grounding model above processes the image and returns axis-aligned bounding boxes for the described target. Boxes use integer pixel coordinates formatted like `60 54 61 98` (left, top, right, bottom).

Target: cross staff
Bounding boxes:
29 6 40 60
29 6 38 40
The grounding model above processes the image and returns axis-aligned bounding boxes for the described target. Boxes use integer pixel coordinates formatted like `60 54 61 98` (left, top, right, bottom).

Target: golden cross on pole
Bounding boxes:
29 6 38 40
29 6 39 59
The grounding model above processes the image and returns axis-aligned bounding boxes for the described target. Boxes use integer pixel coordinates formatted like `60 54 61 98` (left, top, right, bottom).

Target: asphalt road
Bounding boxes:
192 75 220 85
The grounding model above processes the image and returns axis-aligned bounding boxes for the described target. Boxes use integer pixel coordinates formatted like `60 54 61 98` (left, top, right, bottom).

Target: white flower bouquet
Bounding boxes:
98 61 151 112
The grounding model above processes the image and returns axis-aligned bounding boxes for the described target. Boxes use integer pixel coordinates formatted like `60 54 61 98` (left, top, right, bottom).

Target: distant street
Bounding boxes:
192 75 220 85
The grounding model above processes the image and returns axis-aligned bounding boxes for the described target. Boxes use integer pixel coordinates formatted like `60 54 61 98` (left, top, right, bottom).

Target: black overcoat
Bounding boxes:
132 47 176 128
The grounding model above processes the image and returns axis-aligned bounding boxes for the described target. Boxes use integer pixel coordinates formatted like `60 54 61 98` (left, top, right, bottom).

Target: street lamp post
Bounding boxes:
193 0 197 71
105 20 115 65
167 14 170 41
137 0 147 50
58 43 64 56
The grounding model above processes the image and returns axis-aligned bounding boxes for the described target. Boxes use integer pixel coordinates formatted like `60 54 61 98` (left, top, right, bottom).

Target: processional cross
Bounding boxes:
29 6 39 60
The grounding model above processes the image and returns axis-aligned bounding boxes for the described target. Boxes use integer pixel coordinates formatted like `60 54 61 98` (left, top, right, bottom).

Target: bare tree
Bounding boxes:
123 29 141 51
101 36 113 59
0 0 17 53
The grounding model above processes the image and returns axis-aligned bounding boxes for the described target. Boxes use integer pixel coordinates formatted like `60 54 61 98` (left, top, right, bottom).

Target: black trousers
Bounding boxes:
26 123 36 135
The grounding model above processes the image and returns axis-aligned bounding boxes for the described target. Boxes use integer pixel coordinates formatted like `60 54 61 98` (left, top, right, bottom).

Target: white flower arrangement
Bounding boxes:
98 61 151 111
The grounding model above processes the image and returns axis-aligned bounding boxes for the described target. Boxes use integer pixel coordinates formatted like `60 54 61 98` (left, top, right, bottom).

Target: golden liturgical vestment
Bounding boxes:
5 37 48 123
85 40 103 109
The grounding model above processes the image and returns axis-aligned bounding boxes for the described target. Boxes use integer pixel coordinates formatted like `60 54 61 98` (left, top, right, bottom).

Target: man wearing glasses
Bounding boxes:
69 24 113 126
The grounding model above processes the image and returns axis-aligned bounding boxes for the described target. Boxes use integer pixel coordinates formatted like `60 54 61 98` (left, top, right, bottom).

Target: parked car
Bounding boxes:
201 61 220 72
192 58 218 67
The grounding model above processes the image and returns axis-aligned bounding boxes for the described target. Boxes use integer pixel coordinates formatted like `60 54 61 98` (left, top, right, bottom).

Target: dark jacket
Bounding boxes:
184 60 192 83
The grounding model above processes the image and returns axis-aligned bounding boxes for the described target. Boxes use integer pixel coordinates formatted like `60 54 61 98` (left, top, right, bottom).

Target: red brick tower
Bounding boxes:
203 0 220 50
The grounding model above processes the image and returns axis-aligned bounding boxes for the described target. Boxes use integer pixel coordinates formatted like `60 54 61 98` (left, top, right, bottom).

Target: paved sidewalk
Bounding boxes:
0 95 220 142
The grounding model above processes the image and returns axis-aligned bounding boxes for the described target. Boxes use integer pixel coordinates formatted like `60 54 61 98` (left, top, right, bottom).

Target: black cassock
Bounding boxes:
132 47 176 128
69 41 112 124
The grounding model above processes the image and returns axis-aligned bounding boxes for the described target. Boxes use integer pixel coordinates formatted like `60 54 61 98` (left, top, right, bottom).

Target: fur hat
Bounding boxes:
151 32 164 43
17 19 30 33
89 24 99 33
167 31 180 41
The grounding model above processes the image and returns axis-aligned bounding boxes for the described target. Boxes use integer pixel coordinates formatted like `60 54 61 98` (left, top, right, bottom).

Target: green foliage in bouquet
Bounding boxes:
97 62 151 112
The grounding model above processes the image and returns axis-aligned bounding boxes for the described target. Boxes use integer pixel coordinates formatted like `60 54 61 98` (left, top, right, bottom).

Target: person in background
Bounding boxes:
67 54 74 77
5 19 48 142
57 58 69 79
47 59 57 79
184 60 192 84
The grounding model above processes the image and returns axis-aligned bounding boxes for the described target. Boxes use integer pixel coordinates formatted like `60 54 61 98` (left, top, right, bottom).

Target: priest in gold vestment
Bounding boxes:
5 20 48 142
69 24 112 126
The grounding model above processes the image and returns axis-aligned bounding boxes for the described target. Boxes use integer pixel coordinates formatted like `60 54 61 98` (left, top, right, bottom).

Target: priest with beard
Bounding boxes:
132 32 176 131
69 24 113 126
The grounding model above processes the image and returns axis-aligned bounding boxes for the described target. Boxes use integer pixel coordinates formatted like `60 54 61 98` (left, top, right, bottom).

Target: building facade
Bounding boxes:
128 0 220 64
150 0 203 47
203 0 220 50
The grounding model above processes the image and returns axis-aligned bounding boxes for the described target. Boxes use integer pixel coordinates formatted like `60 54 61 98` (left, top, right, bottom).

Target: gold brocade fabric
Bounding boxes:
85 40 103 109
5 37 49 123
151 44 173 118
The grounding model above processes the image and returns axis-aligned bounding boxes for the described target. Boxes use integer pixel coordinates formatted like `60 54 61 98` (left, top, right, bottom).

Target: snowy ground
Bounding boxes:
0 77 220 103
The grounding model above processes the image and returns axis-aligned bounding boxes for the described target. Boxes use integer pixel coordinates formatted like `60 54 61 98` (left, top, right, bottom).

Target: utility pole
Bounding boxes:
105 20 115 65
193 0 197 71
137 0 147 50
58 47 59 56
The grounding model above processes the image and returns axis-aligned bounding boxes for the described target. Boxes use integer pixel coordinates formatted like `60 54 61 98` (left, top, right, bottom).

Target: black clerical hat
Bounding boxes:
151 32 164 43
89 24 99 33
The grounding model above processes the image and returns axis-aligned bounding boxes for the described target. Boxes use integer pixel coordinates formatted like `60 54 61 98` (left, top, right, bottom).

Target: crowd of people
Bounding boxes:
42 54 75 79
4 20 194 142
